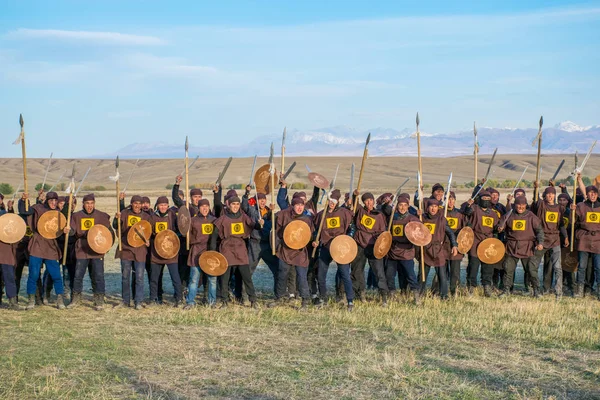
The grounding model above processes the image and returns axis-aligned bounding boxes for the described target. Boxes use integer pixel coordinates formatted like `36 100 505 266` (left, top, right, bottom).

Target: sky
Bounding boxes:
1 0 599 158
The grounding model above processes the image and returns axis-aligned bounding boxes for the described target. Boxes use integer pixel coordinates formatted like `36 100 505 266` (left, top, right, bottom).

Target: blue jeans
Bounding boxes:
577 252 600 287
387 259 420 292
317 246 354 302
121 260 145 304
28 256 63 295
1 264 17 299
187 266 216 305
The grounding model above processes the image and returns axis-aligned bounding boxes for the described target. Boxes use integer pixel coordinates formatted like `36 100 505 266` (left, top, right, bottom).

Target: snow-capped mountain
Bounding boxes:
101 121 600 158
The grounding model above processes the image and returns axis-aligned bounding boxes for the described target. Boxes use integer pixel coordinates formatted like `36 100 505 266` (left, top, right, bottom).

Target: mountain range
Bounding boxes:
102 121 599 158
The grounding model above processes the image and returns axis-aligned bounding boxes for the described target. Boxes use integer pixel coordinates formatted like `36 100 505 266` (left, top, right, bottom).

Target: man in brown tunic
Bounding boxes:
531 185 567 299
498 196 545 297
312 189 354 310
213 196 259 309
386 194 421 303
351 191 389 304
462 190 500 296
444 192 466 296
270 197 315 310
574 185 600 298
0 209 24 310
66 193 113 310
113 195 152 309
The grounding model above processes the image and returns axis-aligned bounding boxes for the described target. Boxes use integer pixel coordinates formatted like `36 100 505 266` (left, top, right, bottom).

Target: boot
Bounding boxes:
483 285 493 298
8 297 24 311
381 292 388 308
56 294 66 310
413 290 422 306
267 298 286 308
251 301 260 310
67 292 81 309
42 287 50 305
26 294 36 310
574 284 584 298
499 289 510 298
134 302 143 310
299 298 309 311
94 294 105 311
532 288 541 299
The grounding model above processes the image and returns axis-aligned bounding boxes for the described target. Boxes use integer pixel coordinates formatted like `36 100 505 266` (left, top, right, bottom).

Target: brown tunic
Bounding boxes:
353 206 387 248
118 208 151 262
0 240 17 266
71 209 113 260
276 208 314 267
532 200 566 249
422 211 448 266
150 209 178 264
314 207 353 248
575 201 600 253
28 204 63 260
467 205 499 257
187 214 216 267
444 207 465 261
388 213 420 261
500 210 542 258
214 212 254 266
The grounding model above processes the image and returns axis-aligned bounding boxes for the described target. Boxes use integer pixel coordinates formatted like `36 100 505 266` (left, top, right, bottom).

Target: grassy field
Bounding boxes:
1 256 600 399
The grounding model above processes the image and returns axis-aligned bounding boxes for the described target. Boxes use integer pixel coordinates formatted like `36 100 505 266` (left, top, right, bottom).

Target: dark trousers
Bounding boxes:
219 265 256 303
317 246 354 302
121 260 145 304
503 255 539 290
178 247 190 288
132 261 155 301
276 260 309 300
307 255 319 296
576 252 600 289
386 259 419 292
351 245 388 296
1 264 17 299
447 259 462 294
541 246 563 293
467 255 495 287
73 258 105 294
246 239 279 295
419 264 448 298
150 263 182 302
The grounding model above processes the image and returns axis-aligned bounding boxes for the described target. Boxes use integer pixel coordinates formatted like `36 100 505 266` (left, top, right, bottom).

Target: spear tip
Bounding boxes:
116 155 120 168
19 114 24 128
185 136 189 151
416 112 420 126
366 132 371 145
539 116 543 128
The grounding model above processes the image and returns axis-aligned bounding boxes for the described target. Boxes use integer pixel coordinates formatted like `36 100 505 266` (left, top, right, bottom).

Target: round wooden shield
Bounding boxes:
254 164 274 195
37 210 67 240
154 229 180 259
283 220 311 249
127 220 152 248
477 238 506 265
87 224 113 254
199 251 228 276
0 213 27 244
177 205 191 236
330 235 358 264
405 221 433 247
373 231 392 259
562 249 578 272
456 226 475 254
307 172 330 190
594 174 600 189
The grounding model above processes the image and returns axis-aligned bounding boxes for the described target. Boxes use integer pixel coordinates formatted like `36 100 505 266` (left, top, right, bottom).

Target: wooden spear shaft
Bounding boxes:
115 157 122 251
416 113 425 282
533 116 543 201
270 168 276 255
352 133 371 214
474 122 478 186
185 137 190 251
312 203 328 258
570 176 576 252
19 115 29 211
62 178 75 265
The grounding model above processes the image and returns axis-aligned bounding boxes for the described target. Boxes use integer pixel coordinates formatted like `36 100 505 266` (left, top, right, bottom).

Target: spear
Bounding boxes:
443 172 453 219
532 116 544 200
74 166 92 197
62 164 76 265
180 155 199 176
41 152 53 191
352 133 371 213
248 155 258 186
185 137 190 250
269 143 276 255
111 157 122 251
349 163 355 204
571 140 597 251
281 127 286 176
11 183 23 204
215 156 233 186
474 122 478 185
415 113 425 282
48 169 67 192
13 114 29 211
122 159 139 193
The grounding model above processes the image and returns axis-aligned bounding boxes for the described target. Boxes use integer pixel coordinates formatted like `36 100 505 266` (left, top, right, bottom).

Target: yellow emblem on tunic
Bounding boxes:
424 223 436 234
446 217 458 230
25 226 33 237
545 211 558 224
563 217 569 227
155 222 168 232
392 224 404 237
81 218 95 231
231 222 244 234
482 216 494 228
127 215 141 227
326 217 340 229
512 219 526 231
361 214 376 229
494 209 501 218
586 212 600 223
202 223 214 234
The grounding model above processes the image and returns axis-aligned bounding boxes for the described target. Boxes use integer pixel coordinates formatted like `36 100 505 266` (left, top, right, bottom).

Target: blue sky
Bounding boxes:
1 0 599 158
